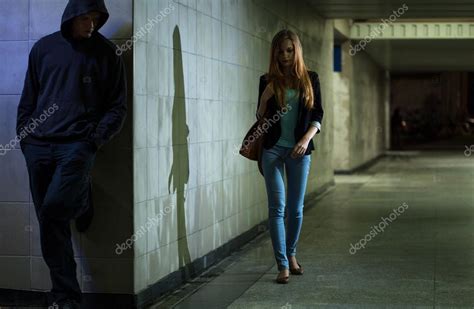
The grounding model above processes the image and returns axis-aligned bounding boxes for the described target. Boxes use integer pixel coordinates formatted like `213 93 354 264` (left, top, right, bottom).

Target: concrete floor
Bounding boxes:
154 150 474 308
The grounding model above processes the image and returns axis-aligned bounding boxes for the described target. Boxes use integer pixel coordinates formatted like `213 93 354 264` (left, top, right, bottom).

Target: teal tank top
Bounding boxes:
276 88 299 148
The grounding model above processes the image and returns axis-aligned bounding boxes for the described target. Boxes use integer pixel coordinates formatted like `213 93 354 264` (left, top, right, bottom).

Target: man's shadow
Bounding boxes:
168 26 193 279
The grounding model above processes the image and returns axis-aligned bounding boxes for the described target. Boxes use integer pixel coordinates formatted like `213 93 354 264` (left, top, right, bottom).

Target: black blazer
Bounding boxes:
256 71 324 155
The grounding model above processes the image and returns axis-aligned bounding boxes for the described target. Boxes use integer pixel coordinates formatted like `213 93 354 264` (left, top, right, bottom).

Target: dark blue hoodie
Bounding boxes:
16 0 127 148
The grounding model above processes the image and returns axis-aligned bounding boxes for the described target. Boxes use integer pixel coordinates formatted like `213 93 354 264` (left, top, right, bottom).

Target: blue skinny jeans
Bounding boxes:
262 144 311 271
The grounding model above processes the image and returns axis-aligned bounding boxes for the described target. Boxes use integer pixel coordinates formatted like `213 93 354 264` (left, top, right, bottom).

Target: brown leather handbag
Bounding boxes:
239 116 267 176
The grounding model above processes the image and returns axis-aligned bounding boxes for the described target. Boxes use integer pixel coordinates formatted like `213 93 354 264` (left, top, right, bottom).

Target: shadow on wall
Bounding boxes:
168 25 193 279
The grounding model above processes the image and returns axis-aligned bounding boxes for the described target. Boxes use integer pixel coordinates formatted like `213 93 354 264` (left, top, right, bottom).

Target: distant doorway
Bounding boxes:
390 72 472 149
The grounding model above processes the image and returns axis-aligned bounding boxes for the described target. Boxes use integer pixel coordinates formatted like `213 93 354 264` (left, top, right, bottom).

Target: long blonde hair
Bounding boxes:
267 29 314 110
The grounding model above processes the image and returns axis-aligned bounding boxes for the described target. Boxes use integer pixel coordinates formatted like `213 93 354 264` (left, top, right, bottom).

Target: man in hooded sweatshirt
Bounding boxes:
16 0 127 307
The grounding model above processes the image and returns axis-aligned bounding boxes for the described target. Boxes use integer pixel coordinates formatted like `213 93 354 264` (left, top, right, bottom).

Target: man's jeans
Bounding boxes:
262 145 311 271
21 141 96 304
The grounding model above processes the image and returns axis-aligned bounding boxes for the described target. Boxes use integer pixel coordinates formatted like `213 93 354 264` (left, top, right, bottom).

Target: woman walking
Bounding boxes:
257 29 324 284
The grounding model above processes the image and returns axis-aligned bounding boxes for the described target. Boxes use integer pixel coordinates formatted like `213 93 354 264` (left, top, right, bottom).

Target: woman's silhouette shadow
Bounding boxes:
168 26 193 280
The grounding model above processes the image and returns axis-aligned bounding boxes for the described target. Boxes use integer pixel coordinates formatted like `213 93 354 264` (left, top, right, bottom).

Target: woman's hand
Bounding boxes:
291 138 310 158
292 126 319 158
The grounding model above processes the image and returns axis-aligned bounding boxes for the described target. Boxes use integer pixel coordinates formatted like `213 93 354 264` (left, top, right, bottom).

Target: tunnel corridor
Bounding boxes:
1 0 474 308
154 151 474 308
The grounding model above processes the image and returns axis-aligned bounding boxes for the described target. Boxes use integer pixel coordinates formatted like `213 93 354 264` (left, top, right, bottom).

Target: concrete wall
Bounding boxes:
0 0 134 295
333 41 388 171
133 0 334 294
333 65 351 169
350 49 387 168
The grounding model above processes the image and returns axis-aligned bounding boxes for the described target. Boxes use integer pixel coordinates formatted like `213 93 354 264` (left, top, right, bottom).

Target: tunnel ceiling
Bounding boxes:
307 0 474 19
362 39 474 72
309 1 474 71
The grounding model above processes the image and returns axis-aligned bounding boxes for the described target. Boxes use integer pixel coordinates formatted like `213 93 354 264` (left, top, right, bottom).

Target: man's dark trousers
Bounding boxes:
21 141 96 304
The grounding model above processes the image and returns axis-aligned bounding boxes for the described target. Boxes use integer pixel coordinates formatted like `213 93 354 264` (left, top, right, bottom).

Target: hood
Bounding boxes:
60 0 109 38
